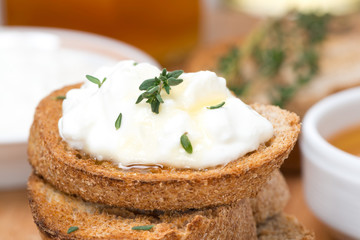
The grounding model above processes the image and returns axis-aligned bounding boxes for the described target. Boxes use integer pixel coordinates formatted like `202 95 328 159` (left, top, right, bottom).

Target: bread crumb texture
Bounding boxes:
28 174 257 240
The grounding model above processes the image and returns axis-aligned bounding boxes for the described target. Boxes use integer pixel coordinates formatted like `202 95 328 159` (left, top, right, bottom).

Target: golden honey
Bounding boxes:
328 124 360 157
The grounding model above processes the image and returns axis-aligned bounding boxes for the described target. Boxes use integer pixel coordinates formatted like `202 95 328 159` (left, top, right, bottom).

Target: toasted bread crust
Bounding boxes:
28 85 300 210
29 170 291 240
28 174 257 240
251 170 290 224
257 213 315 240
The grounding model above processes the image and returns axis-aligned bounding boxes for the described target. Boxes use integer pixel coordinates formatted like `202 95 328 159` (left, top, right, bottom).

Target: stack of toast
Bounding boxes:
27 85 313 239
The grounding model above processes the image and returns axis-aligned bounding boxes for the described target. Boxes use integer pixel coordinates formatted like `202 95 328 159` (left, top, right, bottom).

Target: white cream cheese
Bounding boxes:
59 61 274 169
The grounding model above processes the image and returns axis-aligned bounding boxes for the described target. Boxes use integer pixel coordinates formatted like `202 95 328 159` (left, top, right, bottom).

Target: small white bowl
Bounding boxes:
301 87 360 240
0 27 159 189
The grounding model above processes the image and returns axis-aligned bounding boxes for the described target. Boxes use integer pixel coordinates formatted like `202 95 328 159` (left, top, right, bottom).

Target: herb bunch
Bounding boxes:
218 11 332 108
136 68 184 114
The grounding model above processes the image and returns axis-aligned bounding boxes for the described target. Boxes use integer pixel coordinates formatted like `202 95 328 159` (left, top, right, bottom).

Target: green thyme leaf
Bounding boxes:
147 85 160 94
67 226 79 234
139 79 157 90
151 101 160 114
133 62 139 66
86 75 106 88
156 93 164 103
164 85 170 94
55 95 66 100
207 101 225 109
115 113 122 130
180 133 193 154
168 78 183 86
142 91 154 98
136 68 183 114
86 75 101 86
136 94 144 104
167 70 183 78
132 225 154 231
163 68 169 76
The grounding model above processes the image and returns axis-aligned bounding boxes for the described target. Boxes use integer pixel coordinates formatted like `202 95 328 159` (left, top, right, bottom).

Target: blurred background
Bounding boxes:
1 0 360 239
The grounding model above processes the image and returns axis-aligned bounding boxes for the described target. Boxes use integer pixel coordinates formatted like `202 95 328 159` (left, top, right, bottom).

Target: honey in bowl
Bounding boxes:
328 124 360 157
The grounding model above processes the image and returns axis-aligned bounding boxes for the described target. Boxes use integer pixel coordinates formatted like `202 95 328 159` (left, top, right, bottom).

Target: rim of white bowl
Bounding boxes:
0 26 159 67
0 26 160 144
302 86 360 176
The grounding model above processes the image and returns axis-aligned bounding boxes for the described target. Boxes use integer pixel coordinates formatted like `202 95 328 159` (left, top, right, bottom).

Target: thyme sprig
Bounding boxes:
136 68 183 114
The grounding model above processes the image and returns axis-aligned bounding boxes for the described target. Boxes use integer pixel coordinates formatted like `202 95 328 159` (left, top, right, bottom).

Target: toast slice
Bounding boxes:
257 213 315 240
28 174 257 240
28 169 289 240
28 84 300 210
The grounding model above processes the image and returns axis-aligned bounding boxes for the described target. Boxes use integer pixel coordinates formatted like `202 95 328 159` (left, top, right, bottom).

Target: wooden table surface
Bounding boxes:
284 174 334 240
0 173 334 240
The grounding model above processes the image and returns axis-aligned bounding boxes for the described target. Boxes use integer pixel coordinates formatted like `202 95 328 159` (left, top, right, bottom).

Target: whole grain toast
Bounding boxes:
257 213 315 240
28 84 300 211
28 169 289 240
28 174 257 240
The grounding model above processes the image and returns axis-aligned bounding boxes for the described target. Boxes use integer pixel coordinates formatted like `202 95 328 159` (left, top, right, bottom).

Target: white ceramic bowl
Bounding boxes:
301 87 360 240
0 27 159 189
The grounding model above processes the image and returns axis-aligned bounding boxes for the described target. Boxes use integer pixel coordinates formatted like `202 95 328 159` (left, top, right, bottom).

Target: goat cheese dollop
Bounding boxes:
59 61 273 169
